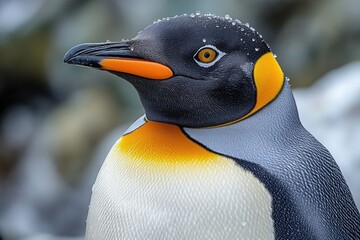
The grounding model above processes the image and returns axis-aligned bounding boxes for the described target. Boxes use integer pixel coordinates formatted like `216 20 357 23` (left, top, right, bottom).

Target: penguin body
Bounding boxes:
86 120 274 239
64 14 360 239
185 82 358 239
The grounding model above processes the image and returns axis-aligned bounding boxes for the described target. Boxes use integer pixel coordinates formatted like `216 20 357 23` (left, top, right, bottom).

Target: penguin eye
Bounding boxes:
194 45 226 68
197 48 217 63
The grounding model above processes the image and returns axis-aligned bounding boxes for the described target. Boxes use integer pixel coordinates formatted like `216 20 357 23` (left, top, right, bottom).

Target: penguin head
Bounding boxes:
64 14 284 128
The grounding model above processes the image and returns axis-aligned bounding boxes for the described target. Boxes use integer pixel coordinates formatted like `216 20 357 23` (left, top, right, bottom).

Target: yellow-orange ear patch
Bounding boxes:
246 52 284 119
209 52 284 128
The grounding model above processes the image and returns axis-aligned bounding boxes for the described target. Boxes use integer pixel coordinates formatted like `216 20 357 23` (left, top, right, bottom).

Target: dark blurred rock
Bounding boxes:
271 0 360 87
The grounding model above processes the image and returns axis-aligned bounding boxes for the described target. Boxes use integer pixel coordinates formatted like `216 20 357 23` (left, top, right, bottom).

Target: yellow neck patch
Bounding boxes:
116 121 218 165
212 52 284 128
243 52 284 119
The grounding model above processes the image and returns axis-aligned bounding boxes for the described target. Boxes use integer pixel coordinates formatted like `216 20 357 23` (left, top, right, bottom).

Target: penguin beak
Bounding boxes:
64 41 173 80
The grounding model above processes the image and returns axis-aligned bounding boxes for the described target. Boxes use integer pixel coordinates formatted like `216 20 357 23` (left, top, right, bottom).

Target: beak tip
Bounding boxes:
63 56 71 64
63 48 76 64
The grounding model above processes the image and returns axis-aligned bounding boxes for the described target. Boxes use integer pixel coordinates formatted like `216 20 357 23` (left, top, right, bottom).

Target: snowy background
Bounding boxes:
0 0 359 239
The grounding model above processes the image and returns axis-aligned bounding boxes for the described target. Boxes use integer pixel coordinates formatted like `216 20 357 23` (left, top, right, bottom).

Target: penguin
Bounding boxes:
64 14 360 240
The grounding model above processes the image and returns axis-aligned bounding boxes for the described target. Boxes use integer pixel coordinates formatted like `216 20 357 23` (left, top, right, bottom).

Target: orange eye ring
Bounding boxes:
197 48 217 63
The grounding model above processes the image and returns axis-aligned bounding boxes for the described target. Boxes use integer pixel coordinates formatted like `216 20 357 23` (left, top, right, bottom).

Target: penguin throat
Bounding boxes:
116 121 218 165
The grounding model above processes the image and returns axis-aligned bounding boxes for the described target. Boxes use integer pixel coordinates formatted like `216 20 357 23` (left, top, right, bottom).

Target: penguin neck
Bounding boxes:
232 81 301 131
186 81 301 132
179 81 300 130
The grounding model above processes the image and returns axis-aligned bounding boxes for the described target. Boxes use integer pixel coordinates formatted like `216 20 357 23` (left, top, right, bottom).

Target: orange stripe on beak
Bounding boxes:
99 58 173 80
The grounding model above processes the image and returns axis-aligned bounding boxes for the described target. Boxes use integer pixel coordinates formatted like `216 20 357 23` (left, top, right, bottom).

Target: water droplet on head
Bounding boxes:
245 22 250 27
190 13 195 17
255 48 259 51
274 54 277 58
241 28 244 32
225 14 230 20
202 38 207 43
252 38 255 42
235 19 242 24
195 11 201 16
250 27 255 32
232 22 236 26
106 40 111 43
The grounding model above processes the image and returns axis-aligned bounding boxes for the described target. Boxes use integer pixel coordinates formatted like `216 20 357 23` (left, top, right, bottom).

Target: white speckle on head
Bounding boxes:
255 48 259 52
202 38 207 43
143 14 266 55
235 19 242 24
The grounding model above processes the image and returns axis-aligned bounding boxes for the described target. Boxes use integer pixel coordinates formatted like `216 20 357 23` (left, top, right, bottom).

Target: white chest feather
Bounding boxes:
85 122 274 240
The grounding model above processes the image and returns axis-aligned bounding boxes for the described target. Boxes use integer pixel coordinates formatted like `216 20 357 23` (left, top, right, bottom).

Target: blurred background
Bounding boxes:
0 0 359 239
